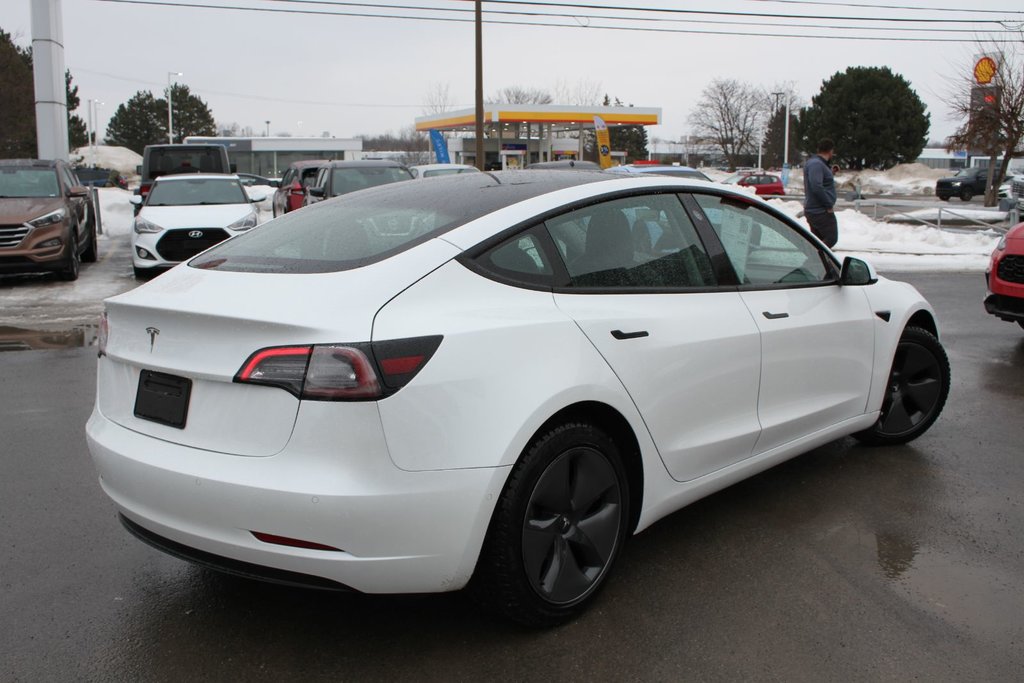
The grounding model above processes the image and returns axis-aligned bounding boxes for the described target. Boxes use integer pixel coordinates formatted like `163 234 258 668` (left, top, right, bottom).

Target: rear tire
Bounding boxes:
469 422 629 627
854 326 949 446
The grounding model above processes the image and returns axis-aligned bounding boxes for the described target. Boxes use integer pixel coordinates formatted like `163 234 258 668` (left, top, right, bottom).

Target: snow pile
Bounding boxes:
841 163 947 196
71 145 142 175
770 199 999 271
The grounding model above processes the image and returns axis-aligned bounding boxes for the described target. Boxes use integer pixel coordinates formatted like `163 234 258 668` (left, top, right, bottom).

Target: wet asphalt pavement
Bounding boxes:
2 272 1022 681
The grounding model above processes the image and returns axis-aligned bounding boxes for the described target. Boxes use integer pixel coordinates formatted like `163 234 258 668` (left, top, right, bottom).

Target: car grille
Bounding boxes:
0 223 30 248
155 228 230 262
997 255 1024 285
1013 179 1024 202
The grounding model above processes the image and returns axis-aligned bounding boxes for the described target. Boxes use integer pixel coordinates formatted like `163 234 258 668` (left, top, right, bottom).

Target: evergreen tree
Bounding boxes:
603 95 650 163
0 29 87 156
105 91 166 154
159 83 216 144
761 107 799 169
798 66 929 170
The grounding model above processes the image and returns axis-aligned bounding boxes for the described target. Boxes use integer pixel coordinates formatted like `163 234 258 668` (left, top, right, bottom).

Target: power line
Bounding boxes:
89 0 1019 41
741 0 1023 16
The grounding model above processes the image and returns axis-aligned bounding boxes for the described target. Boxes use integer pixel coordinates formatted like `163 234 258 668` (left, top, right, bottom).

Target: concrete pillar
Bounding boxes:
31 0 69 161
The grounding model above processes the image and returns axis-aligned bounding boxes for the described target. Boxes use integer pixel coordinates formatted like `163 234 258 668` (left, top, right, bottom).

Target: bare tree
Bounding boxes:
422 82 456 115
945 35 1024 206
487 85 552 105
689 79 768 171
551 78 603 106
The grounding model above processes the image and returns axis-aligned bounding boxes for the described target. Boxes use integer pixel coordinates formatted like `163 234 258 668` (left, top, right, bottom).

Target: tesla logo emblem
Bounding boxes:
146 327 160 352
188 230 204 238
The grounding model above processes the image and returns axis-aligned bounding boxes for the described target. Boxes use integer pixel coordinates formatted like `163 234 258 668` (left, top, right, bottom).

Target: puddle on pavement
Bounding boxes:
0 324 98 352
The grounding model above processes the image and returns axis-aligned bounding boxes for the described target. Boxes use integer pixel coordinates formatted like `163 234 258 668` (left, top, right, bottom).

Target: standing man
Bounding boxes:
803 138 838 248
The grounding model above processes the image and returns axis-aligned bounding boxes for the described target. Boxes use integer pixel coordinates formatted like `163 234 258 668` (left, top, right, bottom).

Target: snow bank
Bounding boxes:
71 145 142 175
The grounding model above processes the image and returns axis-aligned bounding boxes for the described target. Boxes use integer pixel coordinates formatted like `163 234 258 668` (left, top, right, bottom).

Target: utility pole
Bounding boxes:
474 1 484 171
167 72 181 144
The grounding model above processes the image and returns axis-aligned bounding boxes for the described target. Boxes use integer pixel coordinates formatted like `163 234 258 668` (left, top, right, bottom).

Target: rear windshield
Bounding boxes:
148 178 248 206
330 166 412 196
190 171 611 274
146 147 227 178
0 168 60 198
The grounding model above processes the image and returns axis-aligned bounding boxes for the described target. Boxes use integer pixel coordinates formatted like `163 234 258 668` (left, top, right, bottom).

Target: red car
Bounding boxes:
272 160 327 217
985 220 1024 331
724 172 785 196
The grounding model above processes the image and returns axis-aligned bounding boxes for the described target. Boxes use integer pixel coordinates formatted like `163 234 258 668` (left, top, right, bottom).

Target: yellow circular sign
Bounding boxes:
974 57 997 85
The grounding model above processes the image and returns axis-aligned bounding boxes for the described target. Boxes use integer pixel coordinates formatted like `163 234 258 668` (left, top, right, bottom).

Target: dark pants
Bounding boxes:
806 211 838 248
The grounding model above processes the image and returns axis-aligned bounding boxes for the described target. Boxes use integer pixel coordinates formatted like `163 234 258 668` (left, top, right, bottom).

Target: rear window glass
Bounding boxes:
190 172 608 274
330 166 412 196
146 147 228 178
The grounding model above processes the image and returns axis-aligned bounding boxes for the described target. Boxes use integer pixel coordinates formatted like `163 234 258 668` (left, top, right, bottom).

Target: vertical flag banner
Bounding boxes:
593 116 612 169
429 130 450 164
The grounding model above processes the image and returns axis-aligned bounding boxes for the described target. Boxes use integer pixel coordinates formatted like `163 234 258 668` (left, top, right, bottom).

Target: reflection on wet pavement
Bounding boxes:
0 325 98 352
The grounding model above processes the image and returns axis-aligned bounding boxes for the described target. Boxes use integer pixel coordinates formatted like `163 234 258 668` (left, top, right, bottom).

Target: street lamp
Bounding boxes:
87 99 103 166
167 72 182 144
265 120 271 137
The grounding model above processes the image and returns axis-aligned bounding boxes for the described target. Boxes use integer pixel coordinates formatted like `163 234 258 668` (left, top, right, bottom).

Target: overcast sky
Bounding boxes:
3 0 1022 146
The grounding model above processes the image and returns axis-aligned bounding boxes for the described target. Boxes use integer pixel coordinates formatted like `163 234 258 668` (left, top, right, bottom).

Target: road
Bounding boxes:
1 271 1022 681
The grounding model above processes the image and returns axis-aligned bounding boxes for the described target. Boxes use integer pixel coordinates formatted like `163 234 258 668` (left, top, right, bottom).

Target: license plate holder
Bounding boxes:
134 370 192 429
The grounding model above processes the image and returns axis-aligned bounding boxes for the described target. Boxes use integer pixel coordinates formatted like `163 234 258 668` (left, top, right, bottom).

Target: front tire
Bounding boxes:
469 422 629 627
854 326 949 446
959 188 973 201
58 229 81 281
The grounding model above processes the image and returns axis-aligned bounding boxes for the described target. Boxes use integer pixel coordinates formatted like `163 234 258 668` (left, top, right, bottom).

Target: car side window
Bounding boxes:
59 166 77 192
280 169 295 186
692 194 831 286
475 227 555 287
545 194 716 289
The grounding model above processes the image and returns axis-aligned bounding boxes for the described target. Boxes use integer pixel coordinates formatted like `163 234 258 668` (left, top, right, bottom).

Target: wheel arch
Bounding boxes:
529 400 645 533
906 308 938 338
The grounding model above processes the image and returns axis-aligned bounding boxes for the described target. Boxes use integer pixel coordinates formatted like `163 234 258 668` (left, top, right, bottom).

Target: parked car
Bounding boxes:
0 158 98 280
73 166 129 190
984 220 1024 331
236 173 280 188
135 144 233 209
128 174 264 279
409 163 481 179
723 172 785 196
88 171 950 627
935 167 999 202
272 160 327 217
305 160 413 205
608 164 711 181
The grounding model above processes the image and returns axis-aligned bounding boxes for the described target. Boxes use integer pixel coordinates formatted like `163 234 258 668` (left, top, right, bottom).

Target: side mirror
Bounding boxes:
269 179 281 188
308 187 325 198
248 192 267 203
68 185 90 198
840 256 877 286
128 195 143 206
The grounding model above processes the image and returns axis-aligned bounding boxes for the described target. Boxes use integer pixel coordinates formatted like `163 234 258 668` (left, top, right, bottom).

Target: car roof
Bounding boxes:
326 159 408 168
152 173 241 183
526 160 601 170
0 159 61 168
410 163 476 171
287 160 329 169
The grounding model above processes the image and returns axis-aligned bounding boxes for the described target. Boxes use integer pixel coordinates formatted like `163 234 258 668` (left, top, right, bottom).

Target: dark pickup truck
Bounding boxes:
935 167 999 201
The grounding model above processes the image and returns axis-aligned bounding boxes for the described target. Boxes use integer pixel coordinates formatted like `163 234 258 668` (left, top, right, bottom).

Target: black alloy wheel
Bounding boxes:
470 422 629 627
960 188 973 201
854 326 950 446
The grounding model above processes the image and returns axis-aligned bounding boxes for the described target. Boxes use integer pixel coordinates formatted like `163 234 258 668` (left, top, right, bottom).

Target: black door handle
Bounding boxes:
762 311 789 320
611 329 649 340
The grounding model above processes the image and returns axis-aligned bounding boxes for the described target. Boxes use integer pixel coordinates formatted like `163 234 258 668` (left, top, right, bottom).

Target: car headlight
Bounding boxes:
29 208 67 228
997 235 1007 251
133 216 164 234
950 181 961 186
228 212 259 231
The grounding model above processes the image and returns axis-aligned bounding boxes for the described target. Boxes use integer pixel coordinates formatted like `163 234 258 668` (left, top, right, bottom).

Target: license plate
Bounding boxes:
134 370 192 429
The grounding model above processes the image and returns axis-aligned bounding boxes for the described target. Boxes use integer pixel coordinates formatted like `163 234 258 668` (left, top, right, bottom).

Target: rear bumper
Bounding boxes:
86 403 509 594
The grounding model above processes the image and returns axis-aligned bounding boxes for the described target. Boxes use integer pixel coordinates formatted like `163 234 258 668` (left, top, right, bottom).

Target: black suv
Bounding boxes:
305 160 413 205
935 167 1000 202
135 144 233 208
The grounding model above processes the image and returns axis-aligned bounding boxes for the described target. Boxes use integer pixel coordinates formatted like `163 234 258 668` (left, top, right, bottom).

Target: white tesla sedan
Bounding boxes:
129 174 264 278
87 171 950 626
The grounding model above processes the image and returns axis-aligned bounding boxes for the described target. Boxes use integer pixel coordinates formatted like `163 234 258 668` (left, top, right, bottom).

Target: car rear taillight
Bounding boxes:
139 183 152 197
234 336 441 401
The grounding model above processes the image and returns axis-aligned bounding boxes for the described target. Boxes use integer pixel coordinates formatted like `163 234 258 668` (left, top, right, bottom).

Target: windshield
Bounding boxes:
147 178 248 206
0 168 60 198
330 167 412 196
722 174 744 185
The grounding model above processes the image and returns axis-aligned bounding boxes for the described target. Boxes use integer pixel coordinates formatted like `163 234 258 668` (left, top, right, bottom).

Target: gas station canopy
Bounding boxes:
415 104 661 133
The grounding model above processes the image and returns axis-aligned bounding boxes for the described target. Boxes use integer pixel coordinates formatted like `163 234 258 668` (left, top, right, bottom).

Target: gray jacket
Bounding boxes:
803 154 836 214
